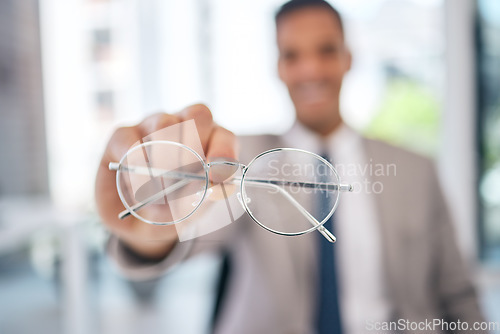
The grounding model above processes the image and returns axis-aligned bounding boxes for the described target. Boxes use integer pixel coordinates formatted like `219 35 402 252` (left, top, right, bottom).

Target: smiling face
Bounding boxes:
277 7 351 136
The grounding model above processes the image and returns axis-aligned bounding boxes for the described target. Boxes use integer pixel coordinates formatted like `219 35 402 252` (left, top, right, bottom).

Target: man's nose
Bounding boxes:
297 55 323 80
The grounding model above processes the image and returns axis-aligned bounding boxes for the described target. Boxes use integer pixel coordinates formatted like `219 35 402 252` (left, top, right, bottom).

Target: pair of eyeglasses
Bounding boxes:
109 140 352 242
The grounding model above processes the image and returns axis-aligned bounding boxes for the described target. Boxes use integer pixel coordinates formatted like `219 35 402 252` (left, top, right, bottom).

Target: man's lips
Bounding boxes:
294 81 331 104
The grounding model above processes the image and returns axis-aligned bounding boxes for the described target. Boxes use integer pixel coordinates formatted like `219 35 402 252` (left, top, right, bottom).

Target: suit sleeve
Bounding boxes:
106 235 195 281
429 165 486 332
106 214 241 281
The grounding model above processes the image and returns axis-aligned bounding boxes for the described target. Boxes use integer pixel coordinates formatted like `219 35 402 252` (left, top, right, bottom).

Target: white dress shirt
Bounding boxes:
282 121 393 334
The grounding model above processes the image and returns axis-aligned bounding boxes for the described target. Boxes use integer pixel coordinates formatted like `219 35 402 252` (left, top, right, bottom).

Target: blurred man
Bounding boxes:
95 0 485 333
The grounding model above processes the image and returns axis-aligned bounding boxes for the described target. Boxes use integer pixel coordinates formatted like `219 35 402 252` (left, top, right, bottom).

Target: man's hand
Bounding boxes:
95 104 237 260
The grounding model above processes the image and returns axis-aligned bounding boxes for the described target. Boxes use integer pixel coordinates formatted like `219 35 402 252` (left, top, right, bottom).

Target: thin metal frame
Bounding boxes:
109 140 353 242
113 141 210 226
240 147 342 241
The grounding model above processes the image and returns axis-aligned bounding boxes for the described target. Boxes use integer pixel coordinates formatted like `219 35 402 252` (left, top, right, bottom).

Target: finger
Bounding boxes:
102 126 142 165
176 104 215 153
206 126 238 161
205 126 238 183
96 126 141 227
137 112 182 140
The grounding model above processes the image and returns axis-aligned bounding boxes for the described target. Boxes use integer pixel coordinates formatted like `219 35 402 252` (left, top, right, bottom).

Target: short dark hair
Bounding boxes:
275 0 344 36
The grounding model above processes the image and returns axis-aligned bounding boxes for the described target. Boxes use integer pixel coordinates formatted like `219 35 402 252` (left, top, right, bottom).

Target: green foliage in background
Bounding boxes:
483 103 500 170
363 79 440 157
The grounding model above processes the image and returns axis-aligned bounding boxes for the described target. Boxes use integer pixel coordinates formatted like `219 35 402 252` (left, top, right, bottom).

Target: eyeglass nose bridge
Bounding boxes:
206 160 246 170
205 160 246 189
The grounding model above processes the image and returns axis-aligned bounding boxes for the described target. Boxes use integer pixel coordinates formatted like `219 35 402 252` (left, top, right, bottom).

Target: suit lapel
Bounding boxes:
361 137 406 317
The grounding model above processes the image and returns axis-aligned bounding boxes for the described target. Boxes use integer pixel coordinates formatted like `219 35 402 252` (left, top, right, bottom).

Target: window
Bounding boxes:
477 0 500 261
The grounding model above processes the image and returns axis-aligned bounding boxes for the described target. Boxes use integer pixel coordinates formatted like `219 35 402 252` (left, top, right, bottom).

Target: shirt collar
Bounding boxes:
282 120 361 162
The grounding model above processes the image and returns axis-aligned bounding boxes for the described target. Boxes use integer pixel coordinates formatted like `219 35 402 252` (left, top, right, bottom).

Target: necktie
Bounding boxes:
316 154 343 334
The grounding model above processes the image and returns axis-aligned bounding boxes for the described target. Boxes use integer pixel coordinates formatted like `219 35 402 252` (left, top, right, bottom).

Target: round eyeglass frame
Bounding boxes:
240 147 341 237
115 141 209 226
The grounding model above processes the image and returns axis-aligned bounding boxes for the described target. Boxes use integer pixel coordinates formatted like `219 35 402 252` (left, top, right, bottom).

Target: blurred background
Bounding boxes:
0 0 499 333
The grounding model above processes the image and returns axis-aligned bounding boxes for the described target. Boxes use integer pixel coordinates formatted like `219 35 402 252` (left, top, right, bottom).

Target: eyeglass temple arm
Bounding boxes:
109 162 353 192
242 178 353 192
109 162 204 220
117 178 192 220
240 180 337 243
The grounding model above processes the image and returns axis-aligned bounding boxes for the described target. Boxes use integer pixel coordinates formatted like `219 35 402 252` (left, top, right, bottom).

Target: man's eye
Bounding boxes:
282 51 297 62
320 45 340 56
